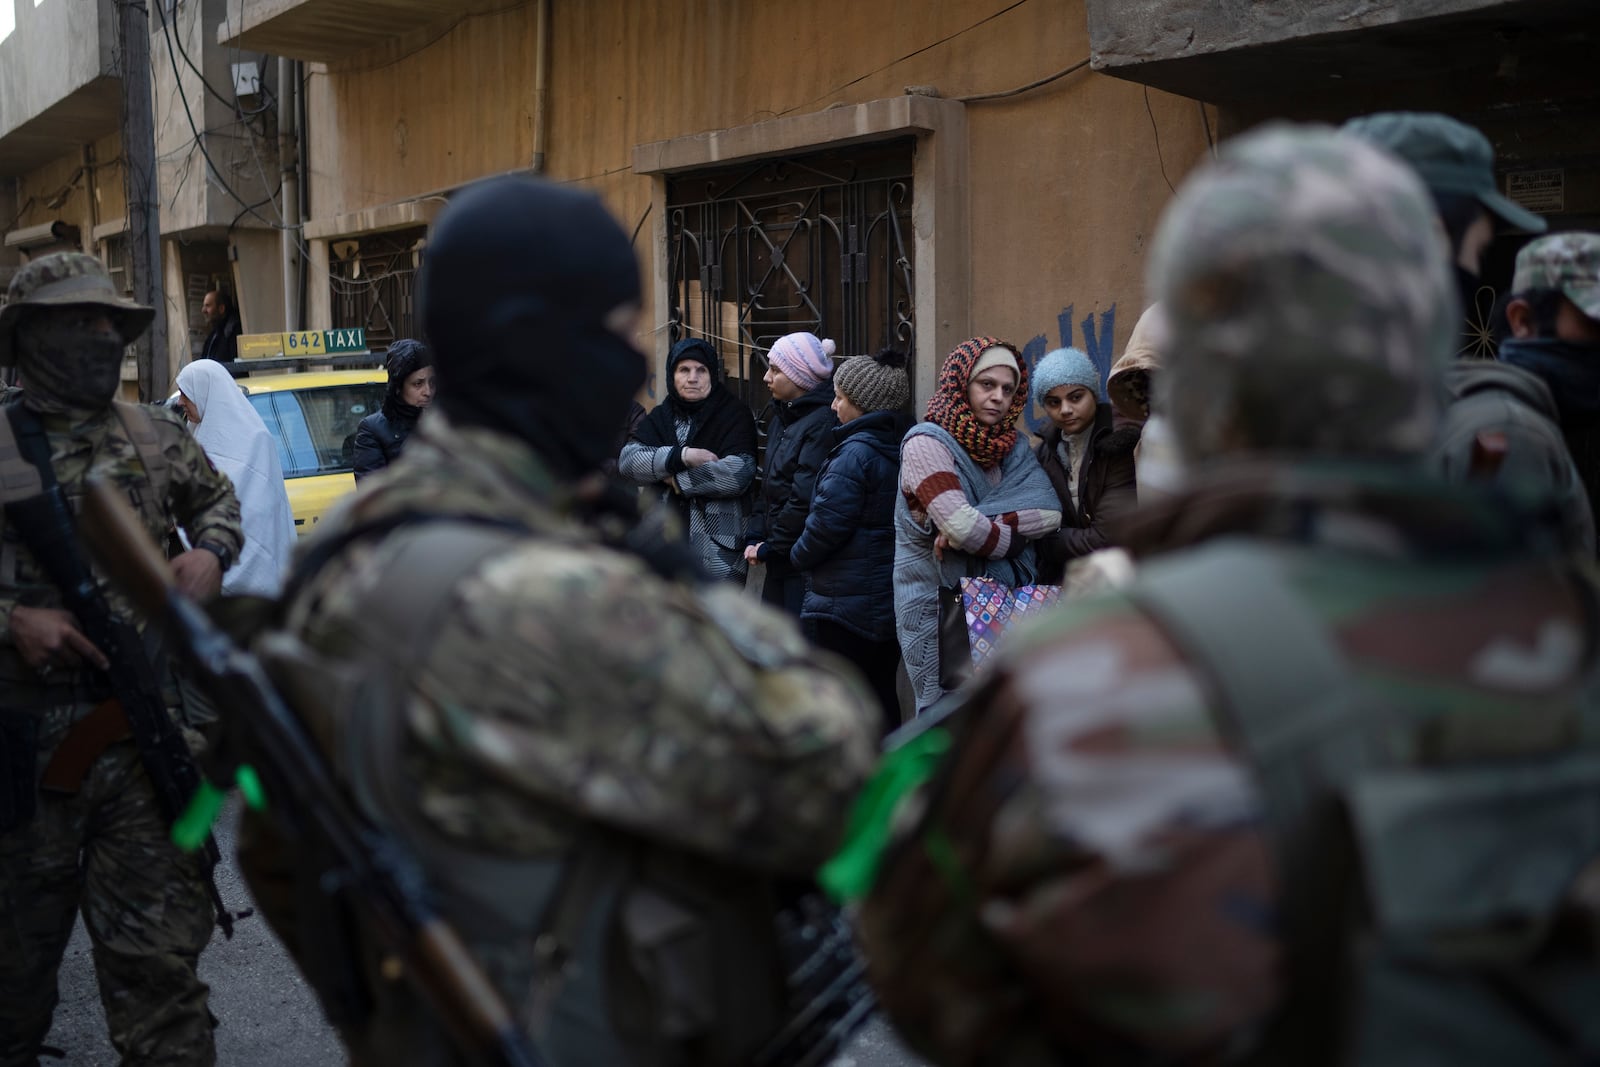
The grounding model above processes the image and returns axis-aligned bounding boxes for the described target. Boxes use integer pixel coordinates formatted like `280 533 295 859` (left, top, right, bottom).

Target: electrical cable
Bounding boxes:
959 57 1090 103
153 0 277 225
778 0 1034 117
630 202 653 248
1144 86 1176 194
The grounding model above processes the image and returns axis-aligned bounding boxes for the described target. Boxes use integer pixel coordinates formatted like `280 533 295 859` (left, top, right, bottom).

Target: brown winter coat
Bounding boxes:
1033 404 1140 583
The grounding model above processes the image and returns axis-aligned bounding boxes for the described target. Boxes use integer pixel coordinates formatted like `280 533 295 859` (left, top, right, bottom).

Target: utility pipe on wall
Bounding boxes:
531 0 550 173
279 56 301 331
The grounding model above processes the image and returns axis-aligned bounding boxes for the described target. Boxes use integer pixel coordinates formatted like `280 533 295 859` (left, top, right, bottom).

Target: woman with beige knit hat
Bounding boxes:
791 347 913 734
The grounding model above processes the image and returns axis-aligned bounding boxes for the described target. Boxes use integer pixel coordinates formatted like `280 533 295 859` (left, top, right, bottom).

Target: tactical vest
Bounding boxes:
1131 541 1600 1065
865 538 1600 1066
0 401 172 706
249 520 851 1067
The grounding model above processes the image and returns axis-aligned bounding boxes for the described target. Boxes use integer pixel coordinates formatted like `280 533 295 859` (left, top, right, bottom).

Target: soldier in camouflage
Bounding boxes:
247 176 877 1066
1499 232 1600 546
1342 113 1594 555
0 253 244 1065
855 126 1600 1066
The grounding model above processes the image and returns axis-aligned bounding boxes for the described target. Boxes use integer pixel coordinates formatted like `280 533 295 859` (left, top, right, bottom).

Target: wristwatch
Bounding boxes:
196 539 235 572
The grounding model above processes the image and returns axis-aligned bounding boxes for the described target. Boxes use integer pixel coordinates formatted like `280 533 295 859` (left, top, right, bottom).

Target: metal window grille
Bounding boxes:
330 226 425 351
666 139 916 413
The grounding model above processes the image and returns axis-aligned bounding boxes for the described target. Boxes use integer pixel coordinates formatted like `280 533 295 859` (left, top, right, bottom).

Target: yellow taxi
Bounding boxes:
238 368 387 537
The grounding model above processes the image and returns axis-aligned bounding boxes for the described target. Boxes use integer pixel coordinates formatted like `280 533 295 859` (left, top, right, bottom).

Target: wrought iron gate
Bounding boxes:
666 139 916 410
330 226 425 351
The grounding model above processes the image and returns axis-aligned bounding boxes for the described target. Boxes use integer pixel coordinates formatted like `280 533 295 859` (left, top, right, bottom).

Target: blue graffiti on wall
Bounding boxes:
1019 304 1116 436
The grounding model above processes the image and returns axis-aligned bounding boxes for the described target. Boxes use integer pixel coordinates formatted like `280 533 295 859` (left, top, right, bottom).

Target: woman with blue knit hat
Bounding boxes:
745 330 839 614
1031 346 1138 583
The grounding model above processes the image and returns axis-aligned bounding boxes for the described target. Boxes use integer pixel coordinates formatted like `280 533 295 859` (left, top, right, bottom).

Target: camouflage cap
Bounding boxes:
0 251 154 366
1342 111 1547 234
1511 232 1600 321
1147 123 1456 463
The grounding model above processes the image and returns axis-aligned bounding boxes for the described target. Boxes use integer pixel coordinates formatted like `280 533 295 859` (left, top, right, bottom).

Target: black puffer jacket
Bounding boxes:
353 339 431 481
748 382 837 563
1034 404 1139 583
352 410 415 480
790 410 906 641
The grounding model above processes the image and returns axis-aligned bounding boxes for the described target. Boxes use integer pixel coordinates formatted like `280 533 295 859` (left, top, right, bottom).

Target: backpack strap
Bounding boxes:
112 402 170 516
1125 540 1354 833
1125 541 1363 1065
0 400 43 504
333 519 634 1045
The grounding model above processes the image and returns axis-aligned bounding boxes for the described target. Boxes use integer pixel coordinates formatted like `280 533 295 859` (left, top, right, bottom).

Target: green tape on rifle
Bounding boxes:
236 765 267 811
172 780 226 852
817 727 952 904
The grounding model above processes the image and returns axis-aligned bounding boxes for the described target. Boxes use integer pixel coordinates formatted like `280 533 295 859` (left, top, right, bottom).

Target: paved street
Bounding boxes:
45 803 924 1066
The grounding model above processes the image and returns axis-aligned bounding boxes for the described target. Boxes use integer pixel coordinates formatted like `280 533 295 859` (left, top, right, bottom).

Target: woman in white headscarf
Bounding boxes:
175 359 297 596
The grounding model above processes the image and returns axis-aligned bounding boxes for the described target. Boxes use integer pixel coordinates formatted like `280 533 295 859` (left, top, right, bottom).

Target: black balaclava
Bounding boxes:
421 176 644 480
666 337 721 417
16 309 126 419
382 338 433 423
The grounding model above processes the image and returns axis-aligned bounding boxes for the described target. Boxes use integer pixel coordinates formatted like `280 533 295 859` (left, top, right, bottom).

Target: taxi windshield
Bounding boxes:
249 383 384 477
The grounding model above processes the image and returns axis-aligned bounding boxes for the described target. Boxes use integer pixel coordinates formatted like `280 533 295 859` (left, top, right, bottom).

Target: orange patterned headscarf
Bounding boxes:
924 336 1029 468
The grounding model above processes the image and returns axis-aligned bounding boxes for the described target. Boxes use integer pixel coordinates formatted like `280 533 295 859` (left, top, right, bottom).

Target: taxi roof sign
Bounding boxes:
238 328 368 360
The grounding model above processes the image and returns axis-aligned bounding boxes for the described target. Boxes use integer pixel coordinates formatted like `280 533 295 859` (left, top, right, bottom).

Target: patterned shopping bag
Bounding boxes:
959 577 1063 669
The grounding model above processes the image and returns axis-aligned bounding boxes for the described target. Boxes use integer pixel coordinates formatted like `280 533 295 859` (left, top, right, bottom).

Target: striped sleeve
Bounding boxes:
617 440 673 484
900 435 1060 558
678 452 756 499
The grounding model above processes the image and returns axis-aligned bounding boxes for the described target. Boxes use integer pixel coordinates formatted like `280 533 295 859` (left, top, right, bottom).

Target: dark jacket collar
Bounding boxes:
830 409 906 452
772 381 835 424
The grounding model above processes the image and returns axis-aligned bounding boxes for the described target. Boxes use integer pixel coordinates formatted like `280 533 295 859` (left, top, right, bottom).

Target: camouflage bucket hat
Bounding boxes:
1147 123 1456 463
1512 232 1600 321
1342 111 1548 234
0 252 154 366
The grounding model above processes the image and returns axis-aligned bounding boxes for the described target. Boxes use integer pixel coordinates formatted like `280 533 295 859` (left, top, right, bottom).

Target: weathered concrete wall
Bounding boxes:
1086 0 1502 68
12 131 126 249
0 0 119 168
0 0 116 137
298 0 1210 414
153 0 282 233
230 228 288 337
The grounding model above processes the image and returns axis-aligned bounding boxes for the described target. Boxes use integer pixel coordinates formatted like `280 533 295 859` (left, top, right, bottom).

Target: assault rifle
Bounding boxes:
1 408 232 936
79 479 547 1067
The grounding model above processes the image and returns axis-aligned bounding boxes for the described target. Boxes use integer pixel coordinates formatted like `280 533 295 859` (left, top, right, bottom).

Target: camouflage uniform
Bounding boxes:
250 410 878 1064
0 255 243 1066
856 127 1600 1066
1339 115 1594 554
1512 231 1600 318
1499 232 1600 552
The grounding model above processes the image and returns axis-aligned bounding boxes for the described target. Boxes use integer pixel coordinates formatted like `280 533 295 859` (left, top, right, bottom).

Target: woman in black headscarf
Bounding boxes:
352 338 434 480
619 338 758 582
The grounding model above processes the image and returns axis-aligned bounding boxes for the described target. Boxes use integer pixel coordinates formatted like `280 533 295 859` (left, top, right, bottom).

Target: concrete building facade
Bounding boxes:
8 0 1579 407
1086 0 1599 357
217 0 1215 423
1 0 281 393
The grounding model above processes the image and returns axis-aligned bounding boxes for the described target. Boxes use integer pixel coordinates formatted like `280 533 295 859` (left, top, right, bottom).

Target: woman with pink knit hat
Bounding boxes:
744 330 839 615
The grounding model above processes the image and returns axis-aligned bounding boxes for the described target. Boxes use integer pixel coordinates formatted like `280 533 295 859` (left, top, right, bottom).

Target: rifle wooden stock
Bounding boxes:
78 480 548 1067
82 479 176 614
